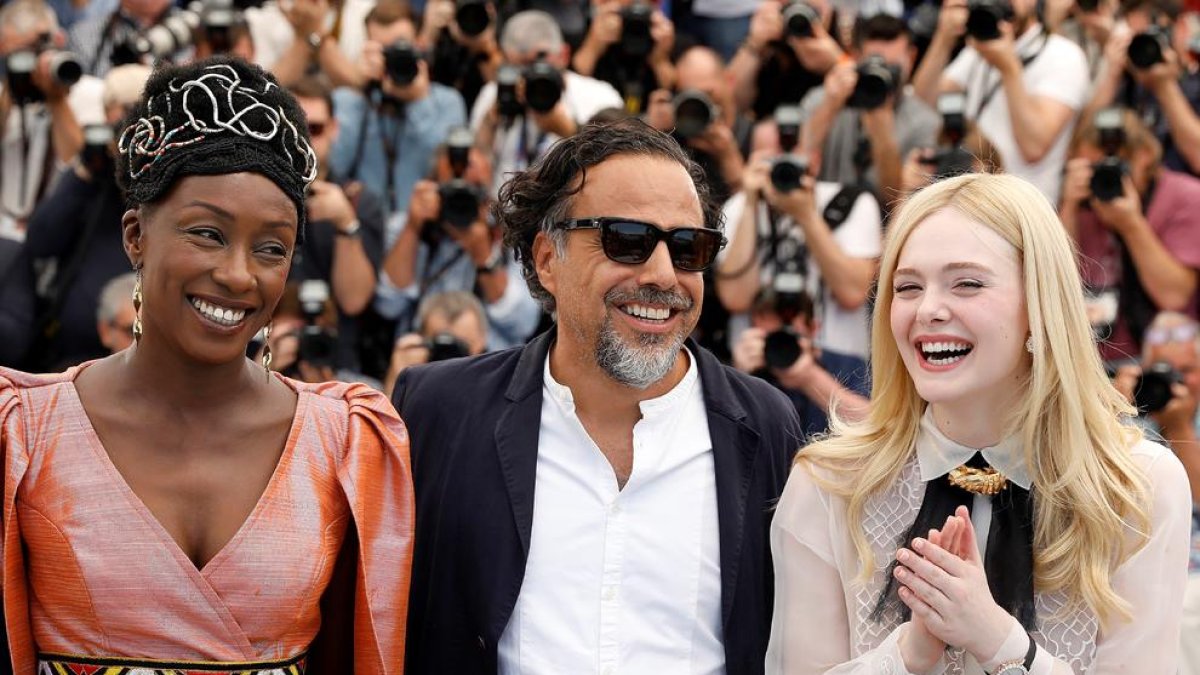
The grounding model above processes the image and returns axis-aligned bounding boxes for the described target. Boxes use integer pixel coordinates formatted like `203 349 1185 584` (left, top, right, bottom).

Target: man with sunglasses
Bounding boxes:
393 117 804 675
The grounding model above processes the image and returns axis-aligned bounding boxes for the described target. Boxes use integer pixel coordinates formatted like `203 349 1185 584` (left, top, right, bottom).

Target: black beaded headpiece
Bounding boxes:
116 56 318 241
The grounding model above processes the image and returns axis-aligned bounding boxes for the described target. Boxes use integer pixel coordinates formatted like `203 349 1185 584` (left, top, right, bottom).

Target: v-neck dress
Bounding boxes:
0 365 414 675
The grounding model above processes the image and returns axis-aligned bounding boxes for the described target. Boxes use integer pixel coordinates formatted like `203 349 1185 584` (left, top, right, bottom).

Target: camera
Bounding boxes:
920 92 974 180
4 38 83 105
523 58 564 113
80 125 115 177
427 332 470 362
1089 107 1127 202
111 0 260 65
455 0 491 37
438 180 483 229
1128 26 1169 69
384 40 421 86
673 89 719 139
776 104 801 153
197 0 247 54
495 64 524 117
771 153 810 193
297 280 338 369
619 1 654 59
848 55 901 110
966 0 1014 41
1135 361 1183 414
762 273 811 370
782 1 820 38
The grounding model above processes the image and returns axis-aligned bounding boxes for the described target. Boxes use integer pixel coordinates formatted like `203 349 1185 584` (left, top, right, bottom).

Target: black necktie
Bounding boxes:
873 452 1037 629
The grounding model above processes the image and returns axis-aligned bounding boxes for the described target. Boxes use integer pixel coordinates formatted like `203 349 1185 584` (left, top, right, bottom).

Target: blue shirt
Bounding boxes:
330 84 467 216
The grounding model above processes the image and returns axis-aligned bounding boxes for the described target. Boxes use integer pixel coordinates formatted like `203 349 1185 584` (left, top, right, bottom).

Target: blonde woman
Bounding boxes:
766 173 1191 674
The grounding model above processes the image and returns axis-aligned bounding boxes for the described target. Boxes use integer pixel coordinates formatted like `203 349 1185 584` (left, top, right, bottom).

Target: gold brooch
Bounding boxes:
947 465 1009 495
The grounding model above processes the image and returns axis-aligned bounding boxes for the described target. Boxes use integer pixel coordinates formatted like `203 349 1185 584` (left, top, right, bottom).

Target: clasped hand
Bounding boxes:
895 505 1017 670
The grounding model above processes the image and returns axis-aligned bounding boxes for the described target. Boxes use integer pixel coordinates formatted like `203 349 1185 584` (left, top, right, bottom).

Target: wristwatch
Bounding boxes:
476 248 503 274
991 634 1037 675
335 219 362 238
306 31 327 52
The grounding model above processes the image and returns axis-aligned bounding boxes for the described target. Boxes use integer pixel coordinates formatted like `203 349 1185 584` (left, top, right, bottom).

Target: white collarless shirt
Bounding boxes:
497 349 724 675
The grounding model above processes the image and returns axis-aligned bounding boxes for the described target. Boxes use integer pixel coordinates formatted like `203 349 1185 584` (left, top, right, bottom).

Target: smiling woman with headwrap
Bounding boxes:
0 56 413 675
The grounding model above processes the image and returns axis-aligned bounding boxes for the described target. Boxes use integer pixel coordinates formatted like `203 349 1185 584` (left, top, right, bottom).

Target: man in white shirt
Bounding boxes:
912 0 1090 201
394 118 804 675
470 10 622 197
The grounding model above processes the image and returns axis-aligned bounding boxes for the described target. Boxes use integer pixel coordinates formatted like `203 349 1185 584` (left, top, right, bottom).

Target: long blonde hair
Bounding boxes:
801 174 1150 624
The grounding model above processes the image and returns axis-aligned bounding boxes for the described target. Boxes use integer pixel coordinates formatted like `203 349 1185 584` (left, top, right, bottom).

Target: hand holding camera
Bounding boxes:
763 156 817 222
1088 172 1142 232
358 40 387 85
745 0 784 51
407 180 443 234
967 3 1020 74
306 181 357 232
283 0 329 39
648 8 676 65
585 1 625 51
935 0 969 40
4 36 82 106
1128 34 1181 92
822 60 858 109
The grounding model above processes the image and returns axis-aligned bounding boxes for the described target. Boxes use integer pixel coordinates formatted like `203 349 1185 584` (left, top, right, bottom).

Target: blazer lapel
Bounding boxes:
493 331 553 555
692 341 762 627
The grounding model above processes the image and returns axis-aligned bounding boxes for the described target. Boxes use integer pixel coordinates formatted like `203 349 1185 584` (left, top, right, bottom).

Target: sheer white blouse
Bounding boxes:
765 420 1192 675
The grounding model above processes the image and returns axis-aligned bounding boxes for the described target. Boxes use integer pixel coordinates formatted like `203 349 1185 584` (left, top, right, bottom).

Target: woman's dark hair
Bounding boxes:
494 117 722 314
116 55 317 241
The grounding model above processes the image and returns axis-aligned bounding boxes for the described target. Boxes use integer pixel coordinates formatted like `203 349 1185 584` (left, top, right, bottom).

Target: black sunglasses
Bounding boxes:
556 218 726 272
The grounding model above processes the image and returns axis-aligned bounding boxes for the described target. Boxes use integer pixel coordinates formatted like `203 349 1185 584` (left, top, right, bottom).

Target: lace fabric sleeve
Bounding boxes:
767 464 949 675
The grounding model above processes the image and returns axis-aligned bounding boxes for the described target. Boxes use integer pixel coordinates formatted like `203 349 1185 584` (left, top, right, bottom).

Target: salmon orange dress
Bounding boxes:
0 365 414 675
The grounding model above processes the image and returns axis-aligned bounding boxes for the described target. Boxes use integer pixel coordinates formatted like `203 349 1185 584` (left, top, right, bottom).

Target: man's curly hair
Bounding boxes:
116 55 317 241
494 117 723 314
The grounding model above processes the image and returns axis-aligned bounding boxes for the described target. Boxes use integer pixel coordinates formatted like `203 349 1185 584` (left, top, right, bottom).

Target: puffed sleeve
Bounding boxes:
766 464 948 675
334 383 415 675
1 370 35 674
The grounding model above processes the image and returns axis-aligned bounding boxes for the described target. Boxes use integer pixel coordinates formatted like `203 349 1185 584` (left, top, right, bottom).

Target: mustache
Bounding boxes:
605 286 694 311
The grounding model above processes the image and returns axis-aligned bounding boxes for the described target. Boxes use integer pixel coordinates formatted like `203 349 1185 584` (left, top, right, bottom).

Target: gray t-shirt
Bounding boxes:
797 86 939 190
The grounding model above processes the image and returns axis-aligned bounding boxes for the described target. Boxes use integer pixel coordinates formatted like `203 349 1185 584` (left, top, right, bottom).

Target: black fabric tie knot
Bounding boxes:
874 452 1037 630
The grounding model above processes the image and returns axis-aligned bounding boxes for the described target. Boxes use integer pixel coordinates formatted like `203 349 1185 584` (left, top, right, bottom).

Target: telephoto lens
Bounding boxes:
495 64 524 117
456 0 490 37
619 1 654 58
966 0 1013 41
384 40 421 85
438 179 482 229
1128 27 1169 69
673 89 719 139
770 153 810 193
847 55 900 110
1134 362 1183 415
1089 157 1127 202
523 60 564 113
781 1 820 38
427 333 470 361
764 329 804 370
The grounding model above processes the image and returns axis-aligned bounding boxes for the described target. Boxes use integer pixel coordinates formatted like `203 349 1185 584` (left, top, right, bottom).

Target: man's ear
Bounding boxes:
532 231 559 298
122 208 144 268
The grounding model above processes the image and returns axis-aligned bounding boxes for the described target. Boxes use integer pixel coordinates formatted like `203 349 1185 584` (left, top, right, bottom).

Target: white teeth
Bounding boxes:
920 340 972 355
622 304 670 321
190 297 247 327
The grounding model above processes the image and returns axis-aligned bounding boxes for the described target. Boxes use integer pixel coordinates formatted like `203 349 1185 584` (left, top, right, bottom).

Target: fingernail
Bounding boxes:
895 567 907 578
897 549 909 562
913 538 926 550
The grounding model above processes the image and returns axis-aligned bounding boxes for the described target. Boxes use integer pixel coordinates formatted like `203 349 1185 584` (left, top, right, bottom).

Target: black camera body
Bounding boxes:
1089 107 1127 202
782 1 820 38
455 0 491 37
438 179 482 229
80 124 115 178
384 40 421 86
495 64 524 117
619 1 654 59
427 332 470 362
673 89 719 139
776 105 801 153
919 91 973 180
298 280 338 369
771 153 810 193
1128 26 1170 69
848 55 901 110
4 38 82 105
966 0 1014 41
523 59 564 113
1135 361 1183 414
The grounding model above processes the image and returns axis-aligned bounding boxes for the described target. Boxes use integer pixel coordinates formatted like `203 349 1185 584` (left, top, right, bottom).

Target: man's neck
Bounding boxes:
548 331 690 424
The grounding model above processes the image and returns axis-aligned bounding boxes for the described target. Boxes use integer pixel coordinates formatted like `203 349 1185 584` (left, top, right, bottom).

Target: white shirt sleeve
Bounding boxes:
942 47 978 91
829 190 883 260
1025 37 1090 111
716 191 747 264
766 465 949 675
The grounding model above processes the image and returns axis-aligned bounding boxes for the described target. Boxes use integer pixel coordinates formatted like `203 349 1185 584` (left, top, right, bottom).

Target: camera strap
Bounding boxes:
1116 177 1159 346
971 29 1050 121
0 105 55 222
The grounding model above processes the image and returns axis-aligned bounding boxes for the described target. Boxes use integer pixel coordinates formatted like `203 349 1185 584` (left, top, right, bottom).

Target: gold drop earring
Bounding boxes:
132 266 144 344
262 322 273 376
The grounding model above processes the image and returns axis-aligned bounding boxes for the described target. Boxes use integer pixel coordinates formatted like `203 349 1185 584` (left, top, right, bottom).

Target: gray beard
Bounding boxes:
594 313 686 389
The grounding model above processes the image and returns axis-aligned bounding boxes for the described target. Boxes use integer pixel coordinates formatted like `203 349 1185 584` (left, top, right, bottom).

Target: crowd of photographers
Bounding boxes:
5 0 1200 497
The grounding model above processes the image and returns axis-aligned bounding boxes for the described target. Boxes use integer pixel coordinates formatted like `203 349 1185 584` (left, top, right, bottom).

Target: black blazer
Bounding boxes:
393 332 805 674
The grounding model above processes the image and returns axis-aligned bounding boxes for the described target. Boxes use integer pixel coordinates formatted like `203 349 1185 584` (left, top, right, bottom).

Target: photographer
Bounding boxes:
798 13 939 204
0 238 35 367
727 0 846 120
19 63 148 371
911 0 1090 201
469 10 622 196
715 134 882 377
416 0 502 110
382 289 488 395
1108 311 1200 675
328 0 467 216
95 272 137 355
376 131 540 350
67 0 185 77
644 45 750 202
1061 108 1200 362
248 0 373 77
1 0 98 234
1084 0 1200 177
731 287 870 438
572 0 676 113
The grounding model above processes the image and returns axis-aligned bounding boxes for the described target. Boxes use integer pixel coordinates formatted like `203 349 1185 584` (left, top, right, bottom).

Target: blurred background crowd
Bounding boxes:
2 0 1200 657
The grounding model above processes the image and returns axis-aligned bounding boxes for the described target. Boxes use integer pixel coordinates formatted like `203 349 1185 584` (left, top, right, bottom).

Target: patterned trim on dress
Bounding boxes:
37 651 306 675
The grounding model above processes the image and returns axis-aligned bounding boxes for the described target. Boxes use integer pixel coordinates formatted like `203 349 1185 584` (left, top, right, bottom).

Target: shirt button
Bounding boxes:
603 586 616 601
